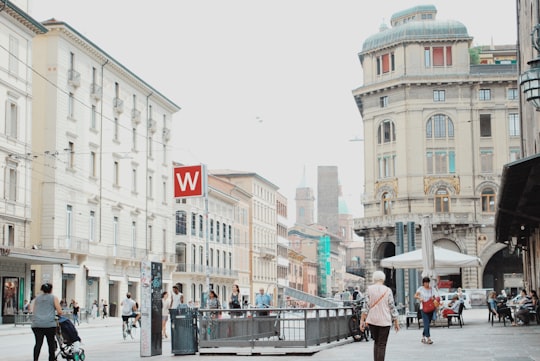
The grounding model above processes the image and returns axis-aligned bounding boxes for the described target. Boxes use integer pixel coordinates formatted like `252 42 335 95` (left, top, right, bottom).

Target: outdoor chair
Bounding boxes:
487 301 506 326
447 302 464 328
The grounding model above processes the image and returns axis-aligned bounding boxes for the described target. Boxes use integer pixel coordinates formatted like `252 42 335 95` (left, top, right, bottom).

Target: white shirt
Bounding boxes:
170 291 182 309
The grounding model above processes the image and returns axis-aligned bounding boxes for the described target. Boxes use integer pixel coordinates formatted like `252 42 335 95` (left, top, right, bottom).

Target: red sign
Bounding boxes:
173 165 205 198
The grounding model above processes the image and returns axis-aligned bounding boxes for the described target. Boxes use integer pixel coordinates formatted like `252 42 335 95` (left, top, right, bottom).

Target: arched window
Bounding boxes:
435 188 450 213
382 192 392 215
481 188 496 213
377 119 396 144
426 114 454 139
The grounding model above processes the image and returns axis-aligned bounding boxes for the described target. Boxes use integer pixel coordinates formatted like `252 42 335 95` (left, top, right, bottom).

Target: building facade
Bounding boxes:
352 5 521 302
31 19 179 313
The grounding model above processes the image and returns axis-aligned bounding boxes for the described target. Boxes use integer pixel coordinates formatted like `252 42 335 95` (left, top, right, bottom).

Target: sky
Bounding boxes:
29 0 517 223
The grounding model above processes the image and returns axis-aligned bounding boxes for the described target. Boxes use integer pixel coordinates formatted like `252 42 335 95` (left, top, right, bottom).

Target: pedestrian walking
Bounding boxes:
29 283 63 361
91 300 98 319
72 300 80 326
101 299 108 318
415 277 439 344
229 284 242 317
161 291 169 339
360 271 400 361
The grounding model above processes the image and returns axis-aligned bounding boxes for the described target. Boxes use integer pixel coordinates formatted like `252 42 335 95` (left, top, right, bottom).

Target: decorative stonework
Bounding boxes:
423 176 461 195
375 179 398 198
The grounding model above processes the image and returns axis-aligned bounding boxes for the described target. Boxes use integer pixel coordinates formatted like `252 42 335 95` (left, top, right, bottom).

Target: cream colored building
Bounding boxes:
0 1 70 324
31 19 179 311
212 170 279 306
352 5 520 302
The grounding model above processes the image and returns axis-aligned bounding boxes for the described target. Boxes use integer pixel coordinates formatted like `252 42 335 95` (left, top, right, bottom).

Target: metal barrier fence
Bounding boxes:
197 307 353 349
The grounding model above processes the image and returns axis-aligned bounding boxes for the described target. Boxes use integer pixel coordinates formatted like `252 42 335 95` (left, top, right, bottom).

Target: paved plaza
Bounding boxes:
2 308 540 361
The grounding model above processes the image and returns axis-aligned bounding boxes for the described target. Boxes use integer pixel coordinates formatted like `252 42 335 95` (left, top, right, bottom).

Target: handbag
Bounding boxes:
422 298 437 313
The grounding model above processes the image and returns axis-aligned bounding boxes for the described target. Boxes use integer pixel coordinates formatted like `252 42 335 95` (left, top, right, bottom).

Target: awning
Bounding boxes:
84 265 105 278
1 247 70 265
109 275 125 281
128 276 139 283
495 153 540 243
62 264 79 274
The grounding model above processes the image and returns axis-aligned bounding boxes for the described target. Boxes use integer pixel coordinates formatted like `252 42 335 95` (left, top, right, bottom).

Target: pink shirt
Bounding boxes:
362 283 398 327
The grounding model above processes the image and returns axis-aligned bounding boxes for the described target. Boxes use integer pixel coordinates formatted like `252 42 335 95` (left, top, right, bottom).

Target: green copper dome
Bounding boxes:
361 19 470 53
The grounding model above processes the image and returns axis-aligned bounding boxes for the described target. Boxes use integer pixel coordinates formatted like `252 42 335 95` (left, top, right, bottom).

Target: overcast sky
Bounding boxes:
30 0 517 222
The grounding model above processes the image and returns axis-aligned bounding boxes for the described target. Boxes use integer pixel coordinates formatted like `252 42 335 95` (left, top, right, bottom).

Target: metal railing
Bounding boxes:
197 307 353 349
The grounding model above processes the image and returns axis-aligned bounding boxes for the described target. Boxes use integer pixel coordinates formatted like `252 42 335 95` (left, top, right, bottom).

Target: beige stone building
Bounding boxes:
352 5 521 305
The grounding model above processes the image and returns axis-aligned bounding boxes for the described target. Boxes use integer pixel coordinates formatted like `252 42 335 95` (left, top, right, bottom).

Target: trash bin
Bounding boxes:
170 307 198 355
109 303 117 317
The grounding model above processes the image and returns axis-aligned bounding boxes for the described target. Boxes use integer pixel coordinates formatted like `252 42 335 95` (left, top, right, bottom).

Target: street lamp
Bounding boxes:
520 24 540 110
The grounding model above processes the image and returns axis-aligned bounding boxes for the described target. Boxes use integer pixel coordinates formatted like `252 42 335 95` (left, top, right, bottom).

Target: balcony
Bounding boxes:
162 128 171 142
256 246 276 260
68 69 80 88
109 245 145 260
113 97 124 114
56 236 89 254
131 108 141 125
148 118 157 133
90 83 102 101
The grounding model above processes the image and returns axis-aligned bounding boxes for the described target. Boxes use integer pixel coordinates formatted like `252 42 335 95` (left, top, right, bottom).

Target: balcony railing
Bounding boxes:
109 245 145 260
68 69 80 88
56 236 89 254
131 108 141 124
354 212 477 231
174 263 238 278
113 97 124 114
90 83 102 101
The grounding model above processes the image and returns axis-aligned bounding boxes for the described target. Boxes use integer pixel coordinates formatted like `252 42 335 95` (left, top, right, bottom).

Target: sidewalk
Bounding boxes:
3 308 540 360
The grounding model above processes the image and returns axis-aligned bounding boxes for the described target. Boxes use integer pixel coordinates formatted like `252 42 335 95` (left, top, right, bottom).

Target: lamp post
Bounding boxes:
520 24 540 110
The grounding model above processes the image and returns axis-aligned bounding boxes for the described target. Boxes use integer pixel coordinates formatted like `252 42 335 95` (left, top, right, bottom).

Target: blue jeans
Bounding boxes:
421 310 434 337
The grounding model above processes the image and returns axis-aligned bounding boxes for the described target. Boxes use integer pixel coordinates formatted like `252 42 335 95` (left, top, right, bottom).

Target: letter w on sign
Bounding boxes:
173 165 205 198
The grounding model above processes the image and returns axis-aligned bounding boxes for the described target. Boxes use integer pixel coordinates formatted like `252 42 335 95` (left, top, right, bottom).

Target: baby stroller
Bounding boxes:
55 316 85 360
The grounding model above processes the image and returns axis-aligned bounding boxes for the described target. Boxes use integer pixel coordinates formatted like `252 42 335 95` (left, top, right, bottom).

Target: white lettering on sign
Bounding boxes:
173 165 205 198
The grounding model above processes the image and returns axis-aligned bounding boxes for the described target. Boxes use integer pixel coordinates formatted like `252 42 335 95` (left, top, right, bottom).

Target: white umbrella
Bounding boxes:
421 215 436 283
380 246 483 270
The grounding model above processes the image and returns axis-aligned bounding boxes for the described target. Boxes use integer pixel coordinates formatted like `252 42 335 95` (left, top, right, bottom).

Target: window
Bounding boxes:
162 181 167 204
382 192 392 215
481 188 496 213
433 90 445 102
391 52 395 71
480 114 492 137
216 221 220 240
113 161 119 186
382 53 390 73
223 223 227 243
376 57 381 75
176 211 187 235
425 46 452 67
67 142 74 169
191 213 196 236
68 93 74 118
377 119 395 144
508 113 520 136
380 96 388 108
131 221 137 254
507 88 518 100
132 128 137 150
163 144 167 164
210 219 214 240
426 114 454 138
5 224 14 246
378 154 396 178
148 136 153 158
66 205 73 242
480 148 494 173
6 99 17 138
479 89 491 101
434 188 450 213
90 151 96 177
5 161 17 201
147 224 153 251
89 210 95 242
114 117 119 140
91 105 97 129
199 214 203 238
112 217 118 252
148 175 153 198
132 168 137 192
509 148 521 162
426 150 455 174
9 35 18 74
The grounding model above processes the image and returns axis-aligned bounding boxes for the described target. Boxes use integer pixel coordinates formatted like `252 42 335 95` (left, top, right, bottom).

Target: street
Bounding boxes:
2 309 540 361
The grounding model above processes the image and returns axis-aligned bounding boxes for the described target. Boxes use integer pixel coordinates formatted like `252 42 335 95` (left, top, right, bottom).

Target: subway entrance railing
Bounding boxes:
197 307 353 349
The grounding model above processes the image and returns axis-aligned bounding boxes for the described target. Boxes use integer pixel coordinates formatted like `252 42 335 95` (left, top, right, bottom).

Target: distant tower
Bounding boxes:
317 166 339 235
295 167 315 225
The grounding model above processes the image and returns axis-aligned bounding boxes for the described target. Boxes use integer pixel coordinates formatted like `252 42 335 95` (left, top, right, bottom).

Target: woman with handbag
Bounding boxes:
415 277 439 344
360 271 400 361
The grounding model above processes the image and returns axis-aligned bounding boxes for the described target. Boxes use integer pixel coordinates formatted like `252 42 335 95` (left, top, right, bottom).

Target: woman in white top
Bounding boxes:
415 277 439 344
360 271 399 361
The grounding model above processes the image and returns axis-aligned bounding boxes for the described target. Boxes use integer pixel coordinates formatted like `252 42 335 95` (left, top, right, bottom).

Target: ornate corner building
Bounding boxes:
352 5 522 300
